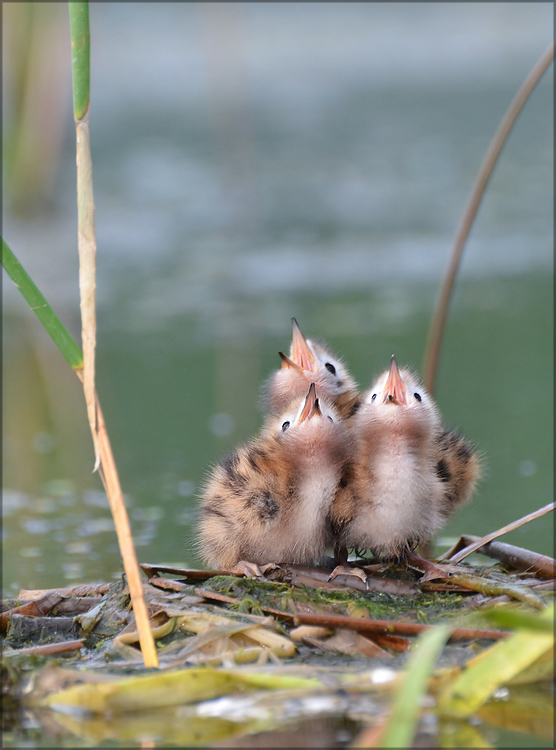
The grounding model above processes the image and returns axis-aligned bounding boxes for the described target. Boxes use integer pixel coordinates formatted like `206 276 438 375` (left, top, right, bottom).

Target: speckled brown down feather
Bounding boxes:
198 384 353 569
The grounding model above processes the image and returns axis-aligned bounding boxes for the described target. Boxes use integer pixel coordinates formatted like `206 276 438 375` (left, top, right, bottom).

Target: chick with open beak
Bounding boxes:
199 383 352 571
330 356 480 562
265 318 360 420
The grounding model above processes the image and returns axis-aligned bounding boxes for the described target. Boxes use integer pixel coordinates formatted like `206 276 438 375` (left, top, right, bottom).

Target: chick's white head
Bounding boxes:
362 356 440 432
277 318 357 398
268 383 348 463
276 382 336 434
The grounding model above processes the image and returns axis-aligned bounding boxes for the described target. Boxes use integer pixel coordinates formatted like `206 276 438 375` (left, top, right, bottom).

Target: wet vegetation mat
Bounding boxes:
2 541 554 748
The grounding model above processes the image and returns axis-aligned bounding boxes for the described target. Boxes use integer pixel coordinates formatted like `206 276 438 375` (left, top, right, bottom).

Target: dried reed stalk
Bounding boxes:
69 2 157 667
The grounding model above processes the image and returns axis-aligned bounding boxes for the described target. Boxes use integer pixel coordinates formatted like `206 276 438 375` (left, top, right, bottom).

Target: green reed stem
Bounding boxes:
68 2 90 121
1 238 84 369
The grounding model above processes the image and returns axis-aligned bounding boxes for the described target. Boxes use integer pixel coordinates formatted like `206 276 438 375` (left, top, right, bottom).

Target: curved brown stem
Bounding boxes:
423 42 554 395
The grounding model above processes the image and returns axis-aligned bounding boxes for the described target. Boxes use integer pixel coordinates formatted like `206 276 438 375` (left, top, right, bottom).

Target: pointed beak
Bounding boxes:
382 355 409 405
298 382 322 423
291 318 318 373
279 351 304 374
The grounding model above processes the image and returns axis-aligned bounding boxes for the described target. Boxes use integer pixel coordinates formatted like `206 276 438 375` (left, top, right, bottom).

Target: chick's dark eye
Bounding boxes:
325 362 336 375
371 393 377 401
281 421 290 432
414 393 422 402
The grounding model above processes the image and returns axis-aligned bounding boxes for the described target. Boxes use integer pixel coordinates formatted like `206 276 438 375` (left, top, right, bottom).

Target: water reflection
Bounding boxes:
4 679 553 748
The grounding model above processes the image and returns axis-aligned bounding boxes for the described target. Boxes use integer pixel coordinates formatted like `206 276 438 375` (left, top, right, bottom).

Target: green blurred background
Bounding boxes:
2 3 553 595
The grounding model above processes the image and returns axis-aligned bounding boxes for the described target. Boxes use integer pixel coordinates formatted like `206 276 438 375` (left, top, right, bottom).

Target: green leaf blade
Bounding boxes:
2 238 84 369
381 625 451 748
437 627 554 718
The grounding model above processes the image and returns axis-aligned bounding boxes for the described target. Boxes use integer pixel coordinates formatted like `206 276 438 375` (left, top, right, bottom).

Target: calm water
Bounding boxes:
3 271 553 595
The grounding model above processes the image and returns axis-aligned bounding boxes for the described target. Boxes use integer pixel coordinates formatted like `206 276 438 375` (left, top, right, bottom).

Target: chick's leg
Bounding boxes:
328 545 369 585
230 561 280 578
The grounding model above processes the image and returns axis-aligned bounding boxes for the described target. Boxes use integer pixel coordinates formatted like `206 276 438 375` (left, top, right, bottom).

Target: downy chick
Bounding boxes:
265 318 360 420
198 384 351 570
331 356 480 561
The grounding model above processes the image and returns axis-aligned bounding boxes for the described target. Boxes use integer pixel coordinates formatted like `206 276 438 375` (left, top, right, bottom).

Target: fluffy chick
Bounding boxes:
331 356 480 561
265 318 360 420
198 384 351 570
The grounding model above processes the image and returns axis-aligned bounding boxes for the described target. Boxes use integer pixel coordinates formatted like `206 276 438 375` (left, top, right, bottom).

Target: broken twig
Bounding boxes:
4 639 85 657
440 503 555 564
293 613 509 642
449 536 555 579
1 593 64 633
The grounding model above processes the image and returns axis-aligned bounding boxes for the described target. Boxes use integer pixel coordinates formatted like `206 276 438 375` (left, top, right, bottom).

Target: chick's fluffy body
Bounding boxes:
331 366 481 559
199 398 351 568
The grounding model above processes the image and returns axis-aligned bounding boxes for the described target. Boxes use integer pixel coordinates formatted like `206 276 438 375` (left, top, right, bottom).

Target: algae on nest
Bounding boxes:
201 573 467 624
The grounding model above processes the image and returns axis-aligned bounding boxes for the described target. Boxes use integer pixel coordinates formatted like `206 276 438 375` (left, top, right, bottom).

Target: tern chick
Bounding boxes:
331 356 481 561
265 318 360 420
198 383 351 570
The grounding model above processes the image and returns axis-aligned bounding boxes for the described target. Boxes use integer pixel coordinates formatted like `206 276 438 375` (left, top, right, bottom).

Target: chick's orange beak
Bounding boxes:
291 318 318 374
383 355 409 405
279 351 304 374
298 382 322 423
